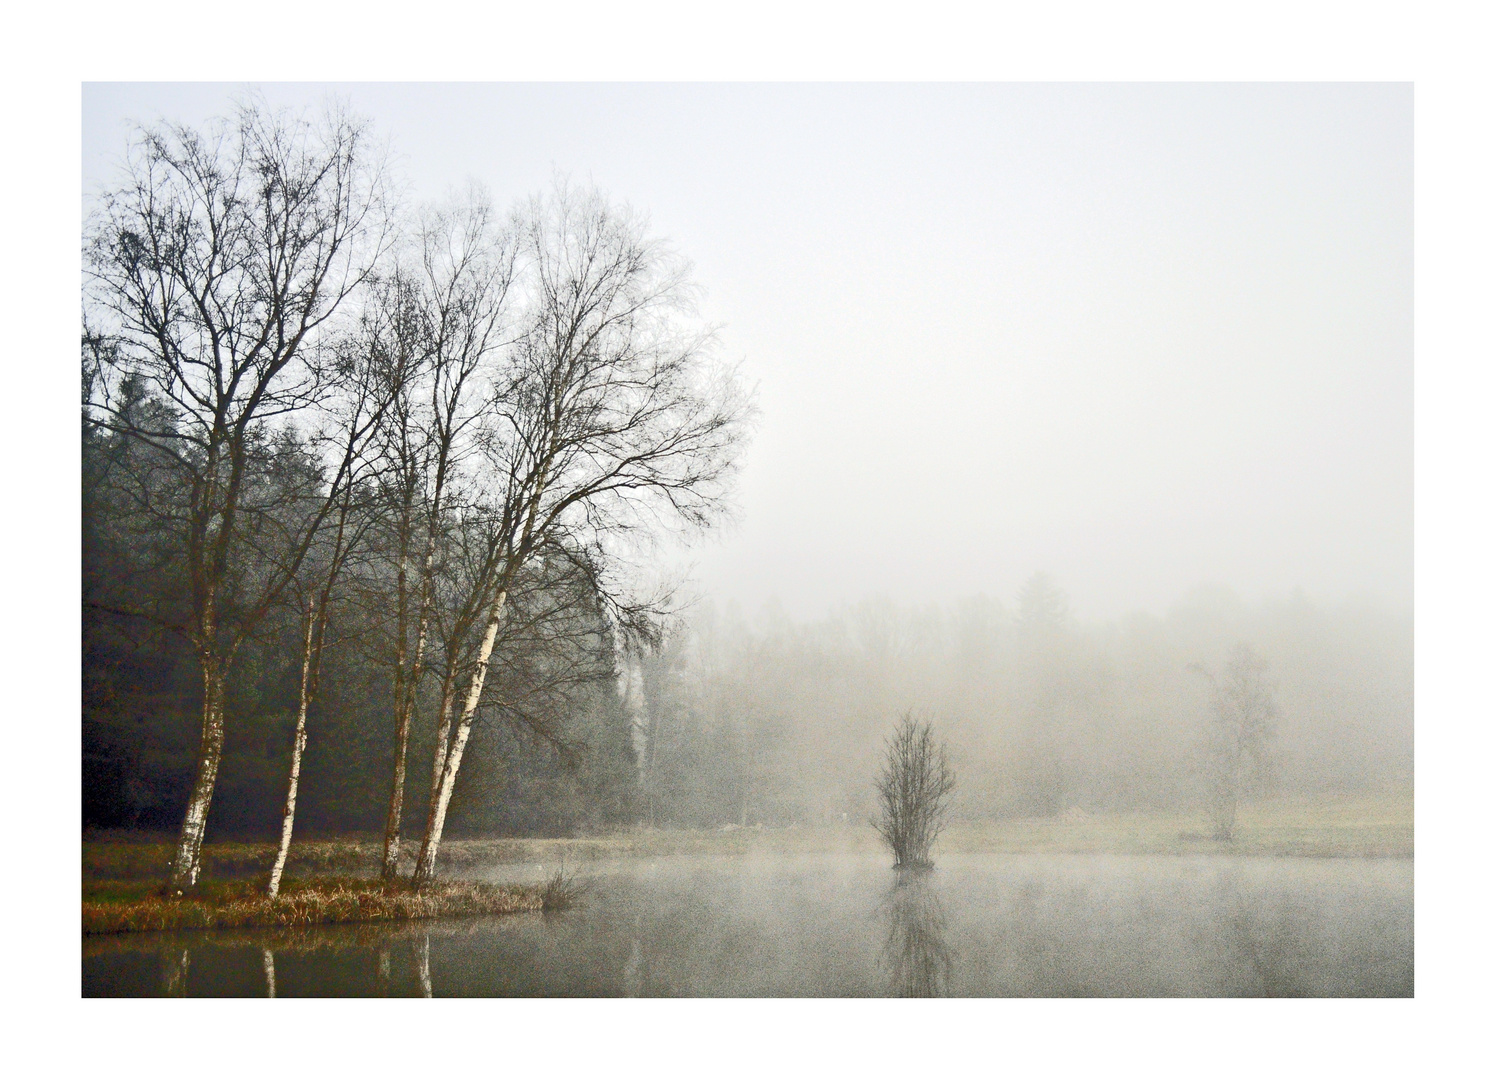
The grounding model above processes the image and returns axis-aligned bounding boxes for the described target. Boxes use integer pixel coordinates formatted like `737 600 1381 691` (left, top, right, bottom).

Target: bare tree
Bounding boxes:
429 538 644 832
265 316 405 898
84 98 391 891
411 182 750 886
1191 643 1279 841
873 711 956 869
377 191 518 880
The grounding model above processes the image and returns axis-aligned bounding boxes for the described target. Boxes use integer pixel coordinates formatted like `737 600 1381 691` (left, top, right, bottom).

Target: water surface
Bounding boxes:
83 853 1413 997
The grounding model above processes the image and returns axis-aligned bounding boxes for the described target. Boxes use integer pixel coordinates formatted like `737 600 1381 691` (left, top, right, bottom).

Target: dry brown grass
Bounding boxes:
81 837 397 882
82 878 544 935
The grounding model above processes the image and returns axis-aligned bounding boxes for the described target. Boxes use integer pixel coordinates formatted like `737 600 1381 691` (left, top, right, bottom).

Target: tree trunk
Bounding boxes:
423 670 459 831
412 590 507 887
268 597 317 899
635 658 659 829
1212 785 1238 842
168 659 228 892
382 550 411 879
1212 746 1242 842
381 716 412 878
383 532 440 878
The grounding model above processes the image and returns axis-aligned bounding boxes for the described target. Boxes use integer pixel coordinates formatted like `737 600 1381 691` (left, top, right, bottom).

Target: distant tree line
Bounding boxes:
625 576 1411 829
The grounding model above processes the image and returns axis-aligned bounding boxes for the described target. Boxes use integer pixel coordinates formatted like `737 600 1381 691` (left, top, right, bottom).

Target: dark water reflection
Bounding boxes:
880 869 954 997
82 854 1412 997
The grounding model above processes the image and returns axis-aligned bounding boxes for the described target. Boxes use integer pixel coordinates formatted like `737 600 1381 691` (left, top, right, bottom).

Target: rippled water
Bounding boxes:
82 854 1413 997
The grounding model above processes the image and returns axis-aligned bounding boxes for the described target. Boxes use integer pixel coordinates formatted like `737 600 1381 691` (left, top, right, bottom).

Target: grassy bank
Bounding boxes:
82 877 554 935
81 909 507 958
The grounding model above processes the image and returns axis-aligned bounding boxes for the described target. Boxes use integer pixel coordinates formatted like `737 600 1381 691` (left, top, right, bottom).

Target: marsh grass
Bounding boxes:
81 837 399 882
540 868 586 912
82 877 544 935
80 911 508 958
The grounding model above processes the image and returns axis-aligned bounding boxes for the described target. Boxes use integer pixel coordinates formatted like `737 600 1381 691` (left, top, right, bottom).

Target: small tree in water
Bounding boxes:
873 712 956 869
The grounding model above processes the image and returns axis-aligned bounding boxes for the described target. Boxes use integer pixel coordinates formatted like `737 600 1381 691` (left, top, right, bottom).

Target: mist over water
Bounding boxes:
84 853 1412 997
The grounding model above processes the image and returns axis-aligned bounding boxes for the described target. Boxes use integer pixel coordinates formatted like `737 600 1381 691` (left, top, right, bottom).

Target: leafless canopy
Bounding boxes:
83 96 393 652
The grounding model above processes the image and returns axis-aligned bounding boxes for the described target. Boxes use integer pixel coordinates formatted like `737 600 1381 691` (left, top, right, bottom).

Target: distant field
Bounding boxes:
82 795 1412 883
938 795 1413 859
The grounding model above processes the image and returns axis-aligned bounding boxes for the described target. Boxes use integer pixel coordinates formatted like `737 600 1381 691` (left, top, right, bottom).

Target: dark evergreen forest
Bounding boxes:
83 404 639 838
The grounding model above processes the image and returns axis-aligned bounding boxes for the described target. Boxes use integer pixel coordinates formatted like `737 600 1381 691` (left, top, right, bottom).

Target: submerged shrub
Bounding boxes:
873 712 956 869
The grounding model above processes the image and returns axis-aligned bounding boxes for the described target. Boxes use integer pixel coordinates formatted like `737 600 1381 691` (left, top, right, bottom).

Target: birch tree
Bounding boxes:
405 532 634 831
377 191 517 879
265 308 408 898
84 99 391 891
410 183 750 885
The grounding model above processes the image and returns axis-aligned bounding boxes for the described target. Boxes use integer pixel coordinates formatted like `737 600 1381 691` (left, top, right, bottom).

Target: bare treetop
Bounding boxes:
489 182 750 555
86 98 393 438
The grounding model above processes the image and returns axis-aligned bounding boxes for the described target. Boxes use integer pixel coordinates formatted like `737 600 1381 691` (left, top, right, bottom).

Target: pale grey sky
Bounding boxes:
83 83 1412 622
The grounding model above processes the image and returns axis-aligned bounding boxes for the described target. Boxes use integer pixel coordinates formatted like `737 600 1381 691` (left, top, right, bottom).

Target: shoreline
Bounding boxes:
82 878 563 936
82 798 1410 937
82 798 1415 887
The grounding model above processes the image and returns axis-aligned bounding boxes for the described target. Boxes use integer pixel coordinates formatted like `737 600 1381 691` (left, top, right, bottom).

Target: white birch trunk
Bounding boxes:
262 947 277 998
384 537 441 878
424 672 459 826
169 663 227 891
268 597 317 898
412 589 507 887
382 549 412 879
381 732 409 875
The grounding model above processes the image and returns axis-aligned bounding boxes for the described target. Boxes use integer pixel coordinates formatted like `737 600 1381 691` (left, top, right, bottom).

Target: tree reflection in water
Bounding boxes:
417 932 433 998
159 945 189 997
878 868 955 997
1213 870 1305 997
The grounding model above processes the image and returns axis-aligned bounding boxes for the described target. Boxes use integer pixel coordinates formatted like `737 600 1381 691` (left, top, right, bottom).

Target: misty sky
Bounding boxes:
82 83 1412 622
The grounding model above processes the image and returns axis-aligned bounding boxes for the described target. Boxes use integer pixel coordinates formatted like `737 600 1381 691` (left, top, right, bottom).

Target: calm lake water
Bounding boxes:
82 854 1413 997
